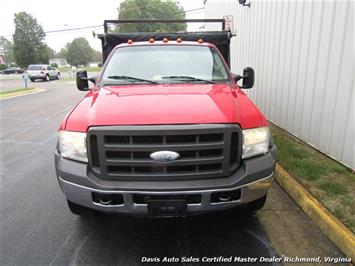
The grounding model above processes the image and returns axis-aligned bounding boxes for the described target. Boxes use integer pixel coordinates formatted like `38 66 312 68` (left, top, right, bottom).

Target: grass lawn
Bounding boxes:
58 66 102 72
270 124 355 232
0 87 35 96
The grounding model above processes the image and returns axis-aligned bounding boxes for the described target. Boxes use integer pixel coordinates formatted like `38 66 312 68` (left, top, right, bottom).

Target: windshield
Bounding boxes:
101 45 229 85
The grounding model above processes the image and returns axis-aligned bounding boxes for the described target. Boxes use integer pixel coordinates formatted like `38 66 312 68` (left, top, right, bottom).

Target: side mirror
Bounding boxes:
231 73 243 82
239 67 254 89
76 70 89 91
239 0 251 7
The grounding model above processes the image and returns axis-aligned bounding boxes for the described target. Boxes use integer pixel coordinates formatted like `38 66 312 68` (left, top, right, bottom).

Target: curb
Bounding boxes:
0 88 45 100
274 164 355 261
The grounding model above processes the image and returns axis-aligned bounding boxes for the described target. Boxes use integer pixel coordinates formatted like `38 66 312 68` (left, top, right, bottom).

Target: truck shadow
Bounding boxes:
71 209 278 265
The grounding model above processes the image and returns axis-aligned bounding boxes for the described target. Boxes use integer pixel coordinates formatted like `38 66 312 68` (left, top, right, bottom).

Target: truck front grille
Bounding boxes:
87 124 241 181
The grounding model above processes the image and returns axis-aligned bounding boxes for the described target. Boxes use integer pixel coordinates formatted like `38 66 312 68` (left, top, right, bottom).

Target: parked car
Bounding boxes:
1 67 24 75
55 19 277 217
26 64 60 81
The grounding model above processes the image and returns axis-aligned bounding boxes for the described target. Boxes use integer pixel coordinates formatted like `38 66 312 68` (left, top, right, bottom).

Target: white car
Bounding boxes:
27 64 60 82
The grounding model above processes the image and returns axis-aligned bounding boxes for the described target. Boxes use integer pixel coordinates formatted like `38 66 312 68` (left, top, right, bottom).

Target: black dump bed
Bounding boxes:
97 19 232 66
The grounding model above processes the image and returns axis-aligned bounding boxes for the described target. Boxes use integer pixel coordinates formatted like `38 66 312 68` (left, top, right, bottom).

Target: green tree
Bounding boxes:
90 49 102 63
117 0 186 32
46 46 56 59
0 37 15 63
13 12 47 67
36 45 56 63
66 37 92 66
57 47 68 59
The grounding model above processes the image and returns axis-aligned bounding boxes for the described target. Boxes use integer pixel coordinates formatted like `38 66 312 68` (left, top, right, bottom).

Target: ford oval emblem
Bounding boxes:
150 151 180 162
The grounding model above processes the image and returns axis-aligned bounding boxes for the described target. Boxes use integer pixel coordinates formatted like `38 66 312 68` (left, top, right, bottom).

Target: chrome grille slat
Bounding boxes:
87 124 241 181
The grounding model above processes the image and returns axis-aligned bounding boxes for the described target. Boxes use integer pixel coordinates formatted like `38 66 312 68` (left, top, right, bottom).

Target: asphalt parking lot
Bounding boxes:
0 80 346 265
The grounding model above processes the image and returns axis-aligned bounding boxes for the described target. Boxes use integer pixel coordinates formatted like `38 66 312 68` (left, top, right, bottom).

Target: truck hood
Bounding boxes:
64 84 267 131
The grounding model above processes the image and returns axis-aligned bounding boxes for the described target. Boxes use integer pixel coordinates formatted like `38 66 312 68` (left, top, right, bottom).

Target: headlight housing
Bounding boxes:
59 130 87 162
242 127 269 159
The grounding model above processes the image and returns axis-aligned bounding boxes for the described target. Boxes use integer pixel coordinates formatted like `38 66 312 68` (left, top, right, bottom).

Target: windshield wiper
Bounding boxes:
162 75 217 84
107 75 159 84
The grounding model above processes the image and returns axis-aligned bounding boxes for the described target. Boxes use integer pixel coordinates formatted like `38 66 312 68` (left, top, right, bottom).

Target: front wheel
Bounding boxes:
67 200 93 216
30 78 35 82
44 74 50 82
56 73 60 80
245 195 267 212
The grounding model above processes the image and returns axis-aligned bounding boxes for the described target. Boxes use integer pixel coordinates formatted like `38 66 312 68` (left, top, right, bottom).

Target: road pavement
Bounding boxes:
0 81 345 265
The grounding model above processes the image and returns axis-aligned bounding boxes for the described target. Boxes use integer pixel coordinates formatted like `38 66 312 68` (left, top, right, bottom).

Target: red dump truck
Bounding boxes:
55 19 276 217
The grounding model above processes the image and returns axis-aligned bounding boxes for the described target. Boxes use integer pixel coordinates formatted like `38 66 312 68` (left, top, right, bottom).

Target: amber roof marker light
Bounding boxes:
128 39 133 44
197 38 204 44
163 38 169 43
176 37 182 43
149 38 155 43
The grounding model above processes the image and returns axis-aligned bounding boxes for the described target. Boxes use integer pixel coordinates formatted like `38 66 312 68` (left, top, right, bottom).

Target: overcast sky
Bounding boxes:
0 0 206 52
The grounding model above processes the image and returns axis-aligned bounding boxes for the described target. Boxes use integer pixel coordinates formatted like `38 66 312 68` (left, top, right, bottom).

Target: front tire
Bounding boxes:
56 73 60 80
30 78 35 82
44 74 50 82
67 200 93 216
245 195 267 212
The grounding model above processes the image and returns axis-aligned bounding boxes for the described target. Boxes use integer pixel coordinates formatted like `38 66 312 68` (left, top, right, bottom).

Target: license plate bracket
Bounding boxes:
147 199 187 217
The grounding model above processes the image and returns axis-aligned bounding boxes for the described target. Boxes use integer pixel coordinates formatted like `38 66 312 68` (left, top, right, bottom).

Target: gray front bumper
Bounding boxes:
59 174 273 215
55 145 276 215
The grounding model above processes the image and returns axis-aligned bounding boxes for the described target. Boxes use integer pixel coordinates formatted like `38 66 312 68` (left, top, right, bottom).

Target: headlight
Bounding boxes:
242 127 269 159
59 130 87 162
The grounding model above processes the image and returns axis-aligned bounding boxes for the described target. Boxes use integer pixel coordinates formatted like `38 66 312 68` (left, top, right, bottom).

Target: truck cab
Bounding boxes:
55 19 276 217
